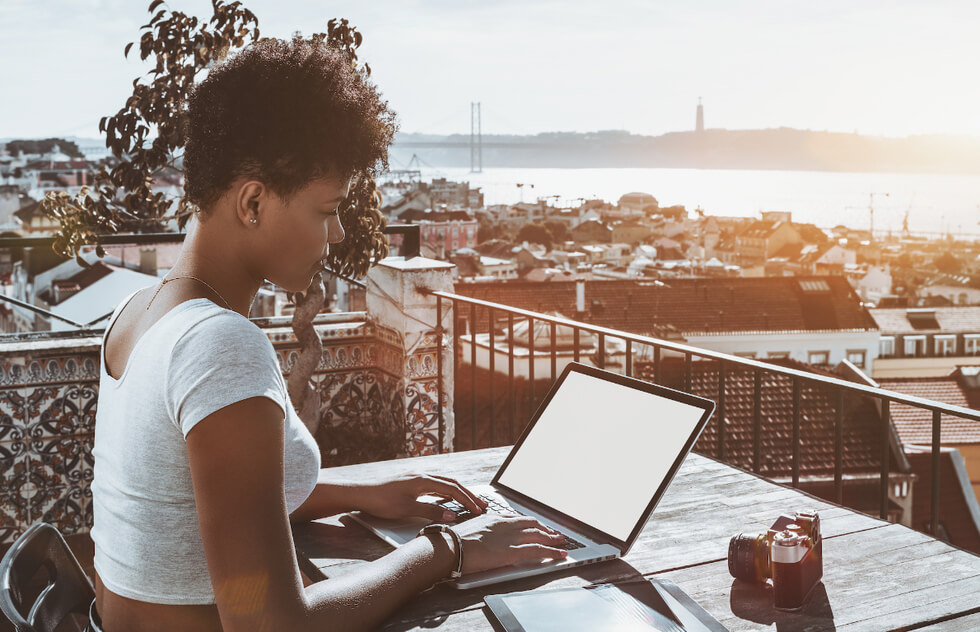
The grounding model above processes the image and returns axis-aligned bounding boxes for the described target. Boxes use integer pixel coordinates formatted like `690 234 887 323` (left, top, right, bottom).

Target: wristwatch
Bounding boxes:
418 524 463 581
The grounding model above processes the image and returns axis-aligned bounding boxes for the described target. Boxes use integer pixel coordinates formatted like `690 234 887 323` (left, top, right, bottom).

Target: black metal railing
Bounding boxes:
431 290 980 538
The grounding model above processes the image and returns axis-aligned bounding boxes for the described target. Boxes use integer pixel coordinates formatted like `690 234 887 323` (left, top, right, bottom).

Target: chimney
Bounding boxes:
52 281 81 305
576 280 585 313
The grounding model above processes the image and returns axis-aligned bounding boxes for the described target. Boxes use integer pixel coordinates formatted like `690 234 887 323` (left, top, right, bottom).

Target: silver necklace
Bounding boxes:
146 275 233 311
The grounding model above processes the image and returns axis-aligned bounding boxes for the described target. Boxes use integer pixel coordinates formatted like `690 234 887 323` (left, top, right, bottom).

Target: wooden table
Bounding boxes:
293 447 980 631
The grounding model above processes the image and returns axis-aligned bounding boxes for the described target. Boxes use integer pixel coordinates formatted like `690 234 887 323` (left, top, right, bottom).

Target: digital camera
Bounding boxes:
727 510 823 611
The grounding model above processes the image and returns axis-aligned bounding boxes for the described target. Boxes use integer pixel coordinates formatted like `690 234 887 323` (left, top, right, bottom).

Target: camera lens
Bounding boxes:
728 533 770 583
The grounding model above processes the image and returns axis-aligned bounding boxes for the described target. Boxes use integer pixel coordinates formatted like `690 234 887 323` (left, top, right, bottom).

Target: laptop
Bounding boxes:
349 362 715 589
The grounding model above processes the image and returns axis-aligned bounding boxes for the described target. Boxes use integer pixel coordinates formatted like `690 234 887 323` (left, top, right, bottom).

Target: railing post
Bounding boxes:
881 399 891 520
470 302 477 449
528 317 535 413
597 332 605 370
508 312 515 442
753 369 762 474
625 340 633 377
654 346 661 384
550 322 558 385
717 360 726 461
489 307 496 447
366 256 455 456
436 296 445 452
932 410 942 537
835 390 844 505
792 377 801 489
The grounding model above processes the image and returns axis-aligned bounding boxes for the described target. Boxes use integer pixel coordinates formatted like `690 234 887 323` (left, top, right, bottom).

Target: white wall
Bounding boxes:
684 330 880 369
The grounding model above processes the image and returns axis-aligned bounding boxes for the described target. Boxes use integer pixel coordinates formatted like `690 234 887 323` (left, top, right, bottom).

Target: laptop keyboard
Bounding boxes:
437 494 586 551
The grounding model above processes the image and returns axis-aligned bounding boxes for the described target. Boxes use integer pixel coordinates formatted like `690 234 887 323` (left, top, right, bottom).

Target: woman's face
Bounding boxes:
259 175 349 292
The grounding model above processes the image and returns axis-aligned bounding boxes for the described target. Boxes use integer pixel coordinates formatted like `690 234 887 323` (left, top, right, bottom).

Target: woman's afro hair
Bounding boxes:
183 37 397 211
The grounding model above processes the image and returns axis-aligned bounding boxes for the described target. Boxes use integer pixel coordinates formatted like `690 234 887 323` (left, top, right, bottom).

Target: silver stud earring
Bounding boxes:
249 217 257 225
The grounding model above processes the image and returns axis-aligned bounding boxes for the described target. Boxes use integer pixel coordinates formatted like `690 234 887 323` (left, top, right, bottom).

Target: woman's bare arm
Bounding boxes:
187 397 456 632
188 397 566 632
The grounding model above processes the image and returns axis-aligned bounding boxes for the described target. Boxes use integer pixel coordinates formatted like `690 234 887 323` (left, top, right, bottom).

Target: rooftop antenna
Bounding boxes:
868 192 888 239
902 195 915 237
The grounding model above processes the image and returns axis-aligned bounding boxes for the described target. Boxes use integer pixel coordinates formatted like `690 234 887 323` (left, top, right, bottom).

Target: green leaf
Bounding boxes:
124 42 134 58
148 0 164 12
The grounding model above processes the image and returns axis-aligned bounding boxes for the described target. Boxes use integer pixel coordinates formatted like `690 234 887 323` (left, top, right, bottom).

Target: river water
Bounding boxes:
414 166 980 237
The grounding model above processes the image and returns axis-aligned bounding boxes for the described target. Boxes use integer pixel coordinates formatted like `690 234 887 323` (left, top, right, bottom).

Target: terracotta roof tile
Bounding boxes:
453 277 877 336
876 376 980 445
870 306 980 334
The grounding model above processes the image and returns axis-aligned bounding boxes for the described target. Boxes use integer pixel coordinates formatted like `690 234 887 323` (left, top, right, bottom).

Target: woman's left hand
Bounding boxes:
355 474 489 522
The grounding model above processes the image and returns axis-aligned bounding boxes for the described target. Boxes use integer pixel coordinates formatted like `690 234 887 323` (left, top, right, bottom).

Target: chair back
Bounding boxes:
0 522 95 632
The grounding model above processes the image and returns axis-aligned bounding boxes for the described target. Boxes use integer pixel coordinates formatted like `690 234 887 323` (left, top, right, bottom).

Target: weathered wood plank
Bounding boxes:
292 448 980 631
296 449 884 580
660 524 980 632
913 611 980 631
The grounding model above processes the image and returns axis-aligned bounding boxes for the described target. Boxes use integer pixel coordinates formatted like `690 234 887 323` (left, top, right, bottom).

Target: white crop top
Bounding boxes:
91 292 321 605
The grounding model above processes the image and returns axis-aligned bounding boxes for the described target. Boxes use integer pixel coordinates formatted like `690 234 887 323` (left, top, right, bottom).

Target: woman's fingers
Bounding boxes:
518 527 567 545
509 543 568 564
429 475 488 510
419 476 484 515
409 501 457 523
504 516 562 536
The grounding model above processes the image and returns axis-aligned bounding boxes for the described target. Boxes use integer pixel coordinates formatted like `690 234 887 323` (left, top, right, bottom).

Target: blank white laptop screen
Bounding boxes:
496 371 705 542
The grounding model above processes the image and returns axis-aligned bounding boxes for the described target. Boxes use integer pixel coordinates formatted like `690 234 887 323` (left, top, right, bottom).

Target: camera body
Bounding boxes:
728 510 823 611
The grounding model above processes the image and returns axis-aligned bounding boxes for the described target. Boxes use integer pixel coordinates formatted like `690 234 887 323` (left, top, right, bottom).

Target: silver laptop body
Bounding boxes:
350 362 715 590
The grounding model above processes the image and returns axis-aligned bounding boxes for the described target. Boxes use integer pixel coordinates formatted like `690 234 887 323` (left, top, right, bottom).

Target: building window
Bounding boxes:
767 352 790 359
965 335 980 357
935 335 957 357
846 349 866 368
879 336 895 358
904 336 926 357
808 351 830 365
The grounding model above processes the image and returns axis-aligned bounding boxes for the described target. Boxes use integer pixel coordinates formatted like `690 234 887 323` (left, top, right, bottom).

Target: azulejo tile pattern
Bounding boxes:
0 355 100 388
314 369 403 466
0 350 100 545
405 379 442 456
0 320 453 545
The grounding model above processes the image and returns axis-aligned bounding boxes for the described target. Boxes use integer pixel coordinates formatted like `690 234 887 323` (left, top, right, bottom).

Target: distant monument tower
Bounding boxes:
696 97 704 133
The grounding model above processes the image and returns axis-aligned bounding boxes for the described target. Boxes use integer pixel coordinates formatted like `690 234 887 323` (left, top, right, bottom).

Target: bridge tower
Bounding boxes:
470 102 483 173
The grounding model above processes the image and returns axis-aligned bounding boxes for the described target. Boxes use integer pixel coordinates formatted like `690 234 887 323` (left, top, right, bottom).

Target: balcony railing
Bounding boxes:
431 290 980 538
0 228 437 547
2 230 977 548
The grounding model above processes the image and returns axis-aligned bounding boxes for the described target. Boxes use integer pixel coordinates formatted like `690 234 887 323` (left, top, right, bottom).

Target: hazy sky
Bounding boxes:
2 0 979 140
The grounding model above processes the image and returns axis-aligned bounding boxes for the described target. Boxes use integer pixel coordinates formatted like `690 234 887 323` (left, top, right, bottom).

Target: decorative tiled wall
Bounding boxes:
404 331 449 457
0 314 448 546
0 346 101 546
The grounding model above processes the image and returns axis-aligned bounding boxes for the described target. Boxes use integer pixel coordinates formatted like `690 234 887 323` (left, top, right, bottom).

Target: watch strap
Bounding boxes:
418 523 463 582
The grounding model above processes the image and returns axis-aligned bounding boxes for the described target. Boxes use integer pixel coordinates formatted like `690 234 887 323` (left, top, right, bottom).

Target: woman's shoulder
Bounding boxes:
172 300 274 355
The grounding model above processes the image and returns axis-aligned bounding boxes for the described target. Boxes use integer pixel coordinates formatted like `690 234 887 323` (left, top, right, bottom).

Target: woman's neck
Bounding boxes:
175 225 263 318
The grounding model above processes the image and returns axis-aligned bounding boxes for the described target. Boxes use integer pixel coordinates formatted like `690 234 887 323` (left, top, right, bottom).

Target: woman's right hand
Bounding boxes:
452 513 568 574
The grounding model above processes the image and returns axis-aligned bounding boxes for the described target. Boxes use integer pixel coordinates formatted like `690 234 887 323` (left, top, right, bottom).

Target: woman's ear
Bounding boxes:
235 180 265 227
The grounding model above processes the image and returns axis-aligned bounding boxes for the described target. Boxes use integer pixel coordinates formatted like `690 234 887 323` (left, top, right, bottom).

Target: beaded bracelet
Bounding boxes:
417 523 463 582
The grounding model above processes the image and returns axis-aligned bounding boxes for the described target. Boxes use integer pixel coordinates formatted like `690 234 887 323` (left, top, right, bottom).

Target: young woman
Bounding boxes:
90 38 566 632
